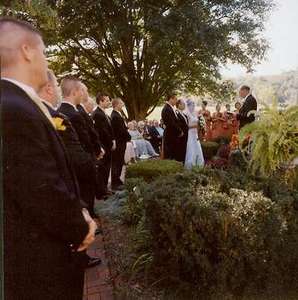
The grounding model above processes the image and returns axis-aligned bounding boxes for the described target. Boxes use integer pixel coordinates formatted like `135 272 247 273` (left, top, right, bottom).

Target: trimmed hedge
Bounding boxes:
126 159 183 182
123 168 298 298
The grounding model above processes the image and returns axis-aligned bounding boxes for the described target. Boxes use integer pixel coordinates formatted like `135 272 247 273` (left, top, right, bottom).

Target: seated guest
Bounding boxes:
138 120 151 140
223 103 235 139
160 118 166 129
128 121 158 157
124 141 137 164
148 119 164 153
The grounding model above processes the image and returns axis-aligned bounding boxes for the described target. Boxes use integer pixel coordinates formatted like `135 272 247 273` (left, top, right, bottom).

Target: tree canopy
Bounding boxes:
2 0 274 119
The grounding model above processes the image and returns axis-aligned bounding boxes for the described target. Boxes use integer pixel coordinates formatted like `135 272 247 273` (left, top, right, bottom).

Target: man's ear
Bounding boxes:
20 43 34 62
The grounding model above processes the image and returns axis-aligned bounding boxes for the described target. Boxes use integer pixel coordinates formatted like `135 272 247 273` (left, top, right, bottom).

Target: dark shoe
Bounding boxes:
86 256 102 269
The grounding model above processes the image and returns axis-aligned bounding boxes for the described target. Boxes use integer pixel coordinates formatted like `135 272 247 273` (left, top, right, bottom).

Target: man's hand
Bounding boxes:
97 148 105 160
77 209 97 252
112 140 116 151
179 132 184 138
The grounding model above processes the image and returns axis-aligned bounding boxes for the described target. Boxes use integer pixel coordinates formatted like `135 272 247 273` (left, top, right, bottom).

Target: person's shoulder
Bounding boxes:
2 80 43 121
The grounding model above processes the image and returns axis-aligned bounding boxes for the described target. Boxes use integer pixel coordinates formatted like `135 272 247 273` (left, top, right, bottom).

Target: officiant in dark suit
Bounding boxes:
237 85 258 129
92 92 116 195
176 99 189 163
111 98 131 190
161 93 184 161
1 17 96 300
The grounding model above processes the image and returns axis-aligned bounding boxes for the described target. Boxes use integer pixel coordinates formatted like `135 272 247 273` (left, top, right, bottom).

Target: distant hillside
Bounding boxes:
233 69 298 106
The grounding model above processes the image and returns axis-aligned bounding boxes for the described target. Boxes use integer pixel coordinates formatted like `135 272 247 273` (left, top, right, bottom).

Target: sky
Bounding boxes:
222 0 298 78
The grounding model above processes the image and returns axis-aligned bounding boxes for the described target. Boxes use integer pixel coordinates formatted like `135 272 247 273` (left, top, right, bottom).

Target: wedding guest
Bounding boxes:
139 120 152 140
1 17 96 300
148 120 164 153
176 99 189 163
59 77 98 217
128 121 158 157
124 139 137 164
161 93 184 161
92 92 115 196
223 103 235 139
39 70 102 269
237 85 258 129
111 98 131 190
198 100 212 141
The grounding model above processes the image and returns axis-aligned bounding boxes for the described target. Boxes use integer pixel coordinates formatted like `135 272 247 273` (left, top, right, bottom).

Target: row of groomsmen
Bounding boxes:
40 71 131 219
1 16 131 300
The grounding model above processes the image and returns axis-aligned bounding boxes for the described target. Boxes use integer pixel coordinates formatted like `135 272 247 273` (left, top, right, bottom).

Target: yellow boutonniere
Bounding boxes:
53 117 66 131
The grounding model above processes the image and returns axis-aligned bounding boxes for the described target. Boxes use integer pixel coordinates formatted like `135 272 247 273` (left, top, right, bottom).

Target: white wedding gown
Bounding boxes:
184 114 205 169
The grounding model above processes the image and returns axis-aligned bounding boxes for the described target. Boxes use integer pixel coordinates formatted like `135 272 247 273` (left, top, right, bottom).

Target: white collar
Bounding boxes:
244 94 251 101
2 77 56 128
61 100 78 111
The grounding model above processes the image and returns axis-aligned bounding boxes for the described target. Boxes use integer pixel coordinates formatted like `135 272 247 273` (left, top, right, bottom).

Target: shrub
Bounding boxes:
125 168 298 298
240 104 298 181
201 141 220 160
126 159 183 182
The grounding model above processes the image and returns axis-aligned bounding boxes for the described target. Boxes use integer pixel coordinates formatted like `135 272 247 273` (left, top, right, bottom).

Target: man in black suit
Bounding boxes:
59 77 98 217
1 18 96 300
39 70 102 268
78 83 106 200
92 92 116 195
111 98 131 190
176 99 189 163
237 85 258 129
161 93 184 160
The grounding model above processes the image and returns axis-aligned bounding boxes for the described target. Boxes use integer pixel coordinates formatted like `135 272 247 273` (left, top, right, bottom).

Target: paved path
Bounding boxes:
83 220 114 300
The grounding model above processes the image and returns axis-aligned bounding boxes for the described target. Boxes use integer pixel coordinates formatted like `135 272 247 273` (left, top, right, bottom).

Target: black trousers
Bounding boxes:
101 150 112 192
80 182 96 217
111 141 126 188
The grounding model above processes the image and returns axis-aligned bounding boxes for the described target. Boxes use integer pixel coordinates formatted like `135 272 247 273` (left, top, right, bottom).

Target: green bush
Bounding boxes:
201 141 220 160
126 159 183 182
124 168 298 298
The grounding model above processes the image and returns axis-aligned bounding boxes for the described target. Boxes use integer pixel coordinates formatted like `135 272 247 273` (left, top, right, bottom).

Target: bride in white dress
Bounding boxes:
184 99 205 169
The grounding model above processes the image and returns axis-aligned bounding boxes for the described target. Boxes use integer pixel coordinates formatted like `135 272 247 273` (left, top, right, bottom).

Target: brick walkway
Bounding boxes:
83 221 114 300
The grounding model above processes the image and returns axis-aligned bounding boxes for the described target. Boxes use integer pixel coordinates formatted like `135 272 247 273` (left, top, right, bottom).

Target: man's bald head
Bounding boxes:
0 17 48 91
0 17 42 68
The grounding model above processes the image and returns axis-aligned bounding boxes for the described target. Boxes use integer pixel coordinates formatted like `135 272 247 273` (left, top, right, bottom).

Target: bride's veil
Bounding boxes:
184 99 195 117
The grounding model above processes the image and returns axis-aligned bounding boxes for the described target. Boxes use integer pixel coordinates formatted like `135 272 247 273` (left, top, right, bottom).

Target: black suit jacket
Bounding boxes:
77 104 103 156
2 80 88 297
44 102 96 186
111 110 131 144
59 102 94 155
237 95 258 128
92 106 115 152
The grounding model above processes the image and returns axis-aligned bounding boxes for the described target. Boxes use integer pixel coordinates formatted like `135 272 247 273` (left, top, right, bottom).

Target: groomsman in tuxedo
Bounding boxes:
161 93 184 161
111 98 131 190
38 70 102 268
92 92 116 195
237 85 258 129
1 17 96 300
59 77 98 217
78 83 106 199
176 99 189 163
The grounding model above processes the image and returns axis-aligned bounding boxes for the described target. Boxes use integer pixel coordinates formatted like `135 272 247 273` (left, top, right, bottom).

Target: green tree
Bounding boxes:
2 0 274 119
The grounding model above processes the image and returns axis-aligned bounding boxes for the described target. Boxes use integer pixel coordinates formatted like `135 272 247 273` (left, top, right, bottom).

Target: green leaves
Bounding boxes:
240 105 298 180
7 0 274 118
